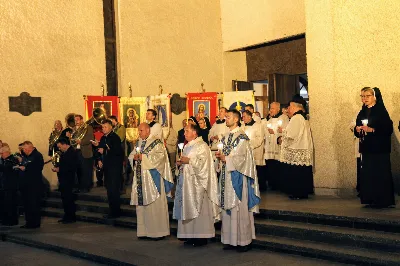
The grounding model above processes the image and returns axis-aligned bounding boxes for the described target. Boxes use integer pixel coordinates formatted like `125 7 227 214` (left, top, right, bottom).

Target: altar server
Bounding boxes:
173 123 220 247
216 109 261 252
261 102 289 191
279 98 314 199
129 123 174 239
146 109 163 141
209 107 229 151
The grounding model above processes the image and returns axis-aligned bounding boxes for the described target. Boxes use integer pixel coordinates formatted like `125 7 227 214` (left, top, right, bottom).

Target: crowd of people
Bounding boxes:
0 87 397 251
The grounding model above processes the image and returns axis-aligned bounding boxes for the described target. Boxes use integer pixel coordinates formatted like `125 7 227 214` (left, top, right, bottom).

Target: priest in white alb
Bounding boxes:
216 109 261 252
173 123 220 247
278 98 314 199
261 102 289 191
129 123 174 240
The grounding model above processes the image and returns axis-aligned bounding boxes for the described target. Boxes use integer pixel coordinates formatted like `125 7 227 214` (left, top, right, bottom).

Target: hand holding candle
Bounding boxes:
178 143 184 159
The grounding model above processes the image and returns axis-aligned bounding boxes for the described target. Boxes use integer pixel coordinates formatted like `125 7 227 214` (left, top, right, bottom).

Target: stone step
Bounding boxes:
45 198 400 253
254 218 400 253
42 208 400 266
46 193 400 234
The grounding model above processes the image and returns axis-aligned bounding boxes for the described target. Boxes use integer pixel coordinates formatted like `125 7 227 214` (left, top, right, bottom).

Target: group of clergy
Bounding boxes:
128 95 313 252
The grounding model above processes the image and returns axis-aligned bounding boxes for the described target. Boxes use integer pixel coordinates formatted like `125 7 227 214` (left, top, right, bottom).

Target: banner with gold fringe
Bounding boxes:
186 92 218 125
119 97 147 144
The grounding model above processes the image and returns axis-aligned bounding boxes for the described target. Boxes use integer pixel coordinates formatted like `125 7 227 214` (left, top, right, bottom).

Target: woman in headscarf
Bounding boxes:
354 87 395 208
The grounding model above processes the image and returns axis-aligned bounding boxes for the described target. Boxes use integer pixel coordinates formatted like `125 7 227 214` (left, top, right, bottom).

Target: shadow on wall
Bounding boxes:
390 92 400 195
332 102 357 194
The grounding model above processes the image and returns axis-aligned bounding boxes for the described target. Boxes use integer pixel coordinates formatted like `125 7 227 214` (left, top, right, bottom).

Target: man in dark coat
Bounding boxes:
52 138 78 223
0 146 20 226
17 141 44 229
93 119 123 218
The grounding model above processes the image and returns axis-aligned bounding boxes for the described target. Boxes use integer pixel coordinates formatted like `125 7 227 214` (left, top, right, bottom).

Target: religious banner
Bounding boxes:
147 94 171 139
186 92 218 125
222 91 255 113
84 95 119 141
119 96 147 144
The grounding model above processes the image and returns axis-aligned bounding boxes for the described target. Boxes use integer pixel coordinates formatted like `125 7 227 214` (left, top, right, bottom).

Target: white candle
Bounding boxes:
277 120 283 127
217 142 224 151
361 119 368 126
178 143 184 159
267 123 272 129
136 147 141 154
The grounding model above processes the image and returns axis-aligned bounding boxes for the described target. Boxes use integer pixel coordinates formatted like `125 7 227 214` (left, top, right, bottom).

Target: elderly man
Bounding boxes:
0 146 20 226
216 109 261 252
242 110 265 189
279 98 314 199
18 141 44 229
74 114 94 193
261 102 289 191
173 123 220 247
93 120 124 218
129 123 174 240
146 109 163 140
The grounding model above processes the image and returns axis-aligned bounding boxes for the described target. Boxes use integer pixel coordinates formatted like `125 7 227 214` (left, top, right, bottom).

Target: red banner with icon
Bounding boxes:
186 92 218 125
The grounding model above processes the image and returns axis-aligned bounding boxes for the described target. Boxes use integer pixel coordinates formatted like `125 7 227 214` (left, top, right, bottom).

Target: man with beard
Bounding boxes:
93 120 124 218
216 109 261 252
174 123 220 247
0 146 20 226
52 138 78 223
261 102 289 191
17 141 44 229
129 123 174 239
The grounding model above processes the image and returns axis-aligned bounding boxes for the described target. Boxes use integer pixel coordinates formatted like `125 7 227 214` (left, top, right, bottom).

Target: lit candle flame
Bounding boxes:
178 143 184 150
217 143 224 151
267 123 272 129
361 119 368 126
136 147 141 154
277 120 283 126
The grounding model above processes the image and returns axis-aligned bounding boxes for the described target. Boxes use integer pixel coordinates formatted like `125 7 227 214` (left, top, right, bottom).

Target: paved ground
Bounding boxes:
1 217 347 266
0 241 100 266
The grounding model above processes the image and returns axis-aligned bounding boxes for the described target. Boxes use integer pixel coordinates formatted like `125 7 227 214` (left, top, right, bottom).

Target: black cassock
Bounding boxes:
58 146 78 221
0 155 20 225
355 101 395 207
100 132 123 216
19 148 44 227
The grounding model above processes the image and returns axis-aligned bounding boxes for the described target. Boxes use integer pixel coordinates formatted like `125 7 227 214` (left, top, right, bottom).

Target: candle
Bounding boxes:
267 123 272 129
136 147 141 154
52 148 55 157
277 120 283 127
128 82 131 87
217 142 224 151
178 143 184 158
361 119 368 126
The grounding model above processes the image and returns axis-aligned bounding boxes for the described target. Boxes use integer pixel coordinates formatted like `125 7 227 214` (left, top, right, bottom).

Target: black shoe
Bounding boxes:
223 244 236 250
151 237 165 241
96 183 103 187
237 244 252 252
192 238 207 247
20 224 40 229
138 236 149 240
103 214 120 219
184 239 194 246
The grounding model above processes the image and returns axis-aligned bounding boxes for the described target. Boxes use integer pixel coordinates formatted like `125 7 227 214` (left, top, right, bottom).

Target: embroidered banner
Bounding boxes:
119 97 147 143
222 91 255 113
186 92 218 125
147 94 171 139
84 95 119 141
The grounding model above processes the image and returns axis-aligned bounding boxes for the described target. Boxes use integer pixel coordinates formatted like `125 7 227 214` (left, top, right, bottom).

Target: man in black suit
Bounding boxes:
93 119 123 219
52 138 78 223
0 146 20 226
17 141 44 229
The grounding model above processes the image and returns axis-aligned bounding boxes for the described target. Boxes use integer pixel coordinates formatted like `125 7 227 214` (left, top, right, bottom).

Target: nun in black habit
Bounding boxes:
354 87 395 208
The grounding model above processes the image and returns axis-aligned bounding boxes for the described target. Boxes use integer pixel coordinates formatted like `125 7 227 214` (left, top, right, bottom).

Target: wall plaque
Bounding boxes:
170 93 186 115
9 92 42 116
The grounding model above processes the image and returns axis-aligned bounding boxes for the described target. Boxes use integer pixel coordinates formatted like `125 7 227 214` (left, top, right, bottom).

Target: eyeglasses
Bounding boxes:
360 95 373 99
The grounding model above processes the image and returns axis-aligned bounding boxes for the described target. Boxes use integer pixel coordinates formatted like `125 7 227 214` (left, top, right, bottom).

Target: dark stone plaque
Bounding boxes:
9 92 42 116
170 93 186 115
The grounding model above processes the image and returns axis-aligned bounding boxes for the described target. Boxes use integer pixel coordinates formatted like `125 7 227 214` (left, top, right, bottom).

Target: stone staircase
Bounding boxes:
42 191 400 266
